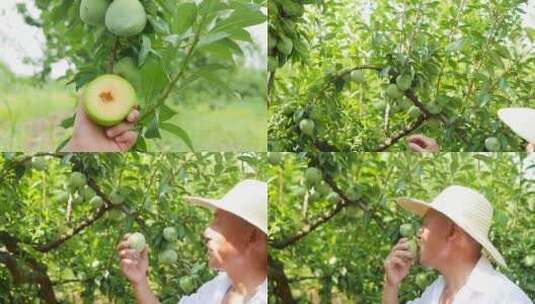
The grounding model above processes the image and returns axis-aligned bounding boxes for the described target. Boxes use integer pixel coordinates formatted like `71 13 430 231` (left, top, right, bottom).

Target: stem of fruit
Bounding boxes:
107 38 119 73
139 16 206 123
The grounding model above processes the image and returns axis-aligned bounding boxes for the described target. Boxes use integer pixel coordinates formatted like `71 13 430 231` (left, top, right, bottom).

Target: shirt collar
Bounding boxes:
461 255 496 293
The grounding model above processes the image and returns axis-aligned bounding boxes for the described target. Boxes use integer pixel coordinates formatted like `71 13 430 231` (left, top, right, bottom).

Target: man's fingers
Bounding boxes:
115 131 138 151
117 240 130 251
106 122 134 138
126 109 140 123
119 248 139 259
408 142 426 152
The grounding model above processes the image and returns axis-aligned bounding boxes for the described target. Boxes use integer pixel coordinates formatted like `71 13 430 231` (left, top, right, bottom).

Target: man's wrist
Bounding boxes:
132 276 150 290
384 275 399 289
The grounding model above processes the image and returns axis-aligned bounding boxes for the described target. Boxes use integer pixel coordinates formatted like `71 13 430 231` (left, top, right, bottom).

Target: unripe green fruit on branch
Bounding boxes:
386 84 403 99
127 232 146 253
326 192 340 203
109 190 125 205
267 152 283 165
69 172 87 189
105 0 147 37
163 227 177 241
299 119 315 136
90 195 103 207
349 70 366 84
304 167 322 185
395 74 412 91
113 57 141 87
485 137 500 152
31 157 46 170
159 249 178 265
80 0 110 26
523 255 535 267
415 273 428 288
408 106 422 119
179 276 195 294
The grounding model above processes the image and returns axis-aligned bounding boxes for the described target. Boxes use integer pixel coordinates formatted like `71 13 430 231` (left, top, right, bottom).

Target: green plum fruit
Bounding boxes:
80 0 110 26
105 0 147 37
127 232 146 253
299 119 315 136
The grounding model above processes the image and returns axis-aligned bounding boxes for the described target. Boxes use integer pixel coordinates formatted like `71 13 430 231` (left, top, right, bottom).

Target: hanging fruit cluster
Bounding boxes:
268 0 322 73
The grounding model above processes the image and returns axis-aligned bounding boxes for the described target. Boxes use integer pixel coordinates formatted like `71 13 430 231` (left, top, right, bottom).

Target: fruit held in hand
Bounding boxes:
179 276 195 293
105 0 147 37
80 0 110 26
304 167 322 185
82 74 137 127
127 232 146 253
163 227 177 241
399 223 415 237
69 172 86 189
159 249 178 265
299 119 315 136
484 137 500 151
408 239 418 256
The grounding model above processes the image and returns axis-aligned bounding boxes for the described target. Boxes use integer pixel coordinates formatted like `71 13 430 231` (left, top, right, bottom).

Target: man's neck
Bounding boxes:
439 254 480 295
225 260 267 298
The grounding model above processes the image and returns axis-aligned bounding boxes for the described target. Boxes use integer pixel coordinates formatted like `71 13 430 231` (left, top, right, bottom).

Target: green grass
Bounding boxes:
0 69 266 152
150 98 267 151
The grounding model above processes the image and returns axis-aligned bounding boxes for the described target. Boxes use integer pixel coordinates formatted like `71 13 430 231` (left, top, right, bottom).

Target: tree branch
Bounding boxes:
268 255 296 304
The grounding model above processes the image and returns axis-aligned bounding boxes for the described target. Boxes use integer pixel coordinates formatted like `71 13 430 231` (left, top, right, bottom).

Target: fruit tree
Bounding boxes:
267 152 535 303
0 152 267 303
268 0 535 151
16 0 266 151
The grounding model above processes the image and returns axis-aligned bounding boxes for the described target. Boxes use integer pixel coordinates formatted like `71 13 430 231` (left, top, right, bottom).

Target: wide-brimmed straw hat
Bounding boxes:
396 185 506 268
184 179 267 235
498 107 535 144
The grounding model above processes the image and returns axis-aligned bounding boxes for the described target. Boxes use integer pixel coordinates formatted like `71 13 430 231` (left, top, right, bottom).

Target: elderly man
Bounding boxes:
117 179 268 304
408 107 535 152
382 185 532 304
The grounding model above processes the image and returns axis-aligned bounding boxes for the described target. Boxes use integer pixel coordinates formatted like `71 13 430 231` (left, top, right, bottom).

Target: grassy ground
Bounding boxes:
0 66 267 152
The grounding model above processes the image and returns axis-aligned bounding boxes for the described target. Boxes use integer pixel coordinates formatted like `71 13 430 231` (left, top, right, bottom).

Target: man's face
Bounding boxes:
202 209 253 270
417 209 453 267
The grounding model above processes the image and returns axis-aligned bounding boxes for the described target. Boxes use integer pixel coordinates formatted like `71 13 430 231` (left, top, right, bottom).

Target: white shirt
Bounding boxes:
178 272 267 304
407 257 532 304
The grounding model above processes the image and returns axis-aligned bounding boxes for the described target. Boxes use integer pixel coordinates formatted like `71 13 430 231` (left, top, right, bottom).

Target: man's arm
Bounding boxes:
117 237 159 304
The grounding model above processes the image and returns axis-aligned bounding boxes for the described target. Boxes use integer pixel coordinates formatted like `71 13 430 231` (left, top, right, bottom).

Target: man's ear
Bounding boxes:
247 228 267 250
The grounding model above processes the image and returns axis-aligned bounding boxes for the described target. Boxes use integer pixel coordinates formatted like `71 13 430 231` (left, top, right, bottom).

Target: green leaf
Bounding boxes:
139 35 152 67
526 27 535 42
160 123 195 151
144 113 161 139
198 32 232 47
147 15 170 35
173 2 198 34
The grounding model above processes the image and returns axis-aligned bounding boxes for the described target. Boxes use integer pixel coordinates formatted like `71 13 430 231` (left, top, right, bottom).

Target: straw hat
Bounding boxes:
396 185 506 268
498 107 535 144
184 179 267 235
